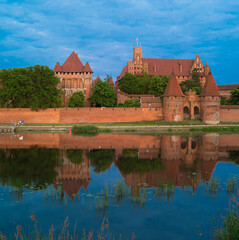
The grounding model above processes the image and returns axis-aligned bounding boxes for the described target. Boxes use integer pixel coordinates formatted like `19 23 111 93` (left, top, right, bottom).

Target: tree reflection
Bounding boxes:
0 147 60 190
117 149 163 175
228 151 239 165
87 149 115 173
66 149 83 164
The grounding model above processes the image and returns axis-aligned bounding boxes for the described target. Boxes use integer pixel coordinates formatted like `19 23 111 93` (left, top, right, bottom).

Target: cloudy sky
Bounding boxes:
0 0 239 84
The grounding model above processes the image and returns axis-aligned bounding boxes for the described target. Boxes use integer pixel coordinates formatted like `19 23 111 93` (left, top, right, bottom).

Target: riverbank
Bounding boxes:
11 120 239 133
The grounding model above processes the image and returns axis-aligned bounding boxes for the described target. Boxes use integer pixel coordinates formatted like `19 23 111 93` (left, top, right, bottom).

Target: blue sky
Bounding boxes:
0 0 239 84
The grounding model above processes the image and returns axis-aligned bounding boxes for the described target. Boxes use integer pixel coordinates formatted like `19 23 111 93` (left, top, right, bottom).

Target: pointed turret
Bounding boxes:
92 75 101 87
53 62 62 72
108 77 114 86
61 51 84 73
82 62 93 73
201 72 220 97
163 71 185 97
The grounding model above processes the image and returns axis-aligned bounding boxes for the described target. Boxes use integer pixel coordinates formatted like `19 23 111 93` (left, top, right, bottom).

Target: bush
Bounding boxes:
68 91 85 107
124 98 141 107
72 125 98 133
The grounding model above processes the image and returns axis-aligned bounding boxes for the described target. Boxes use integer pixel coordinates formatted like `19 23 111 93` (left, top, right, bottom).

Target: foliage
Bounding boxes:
66 149 83 164
117 149 163 175
124 98 141 107
87 149 115 173
228 151 239 165
118 72 169 96
88 80 117 107
0 65 63 110
220 97 226 105
190 126 239 133
68 91 85 107
180 80 202 95
118 73 144 94
179 68 202 95
228 87 239 105
72 125 98 133
148 75 169 96
0 147 60 190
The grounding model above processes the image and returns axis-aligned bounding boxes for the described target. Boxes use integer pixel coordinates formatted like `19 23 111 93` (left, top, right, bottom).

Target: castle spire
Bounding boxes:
53 61 62 72
200 72 220 96
162 71 185 97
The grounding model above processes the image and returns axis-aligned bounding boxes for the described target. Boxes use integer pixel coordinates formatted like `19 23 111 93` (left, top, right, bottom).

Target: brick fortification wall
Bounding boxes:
0 108 163 124
219 105 239 122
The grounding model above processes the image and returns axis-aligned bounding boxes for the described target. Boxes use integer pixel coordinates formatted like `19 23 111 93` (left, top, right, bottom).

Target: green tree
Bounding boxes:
191 68 201 86
228 87 239 105
180 80 202 95
88 80 117 107
68 91 85 107
148 75 169 96
0 65 63 110
118 73 144 94
124 98 141 107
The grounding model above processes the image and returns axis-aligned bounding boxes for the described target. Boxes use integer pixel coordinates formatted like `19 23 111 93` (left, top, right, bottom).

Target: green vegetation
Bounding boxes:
228 86 239 105
87 149 115 173
88 77 117 107
68 91 85 107
180 69 202 95
190 126 239 133
221 97 226 105
66 149 84 164
0 65 63 110
117 149 163 175
228 151 239 165
0 147 60 190
118 72 169 96
72 125 98 133
123 98 141 107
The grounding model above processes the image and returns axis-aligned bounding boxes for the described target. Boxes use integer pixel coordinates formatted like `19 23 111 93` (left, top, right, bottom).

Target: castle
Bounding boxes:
53 51 93 106
50 46 238 124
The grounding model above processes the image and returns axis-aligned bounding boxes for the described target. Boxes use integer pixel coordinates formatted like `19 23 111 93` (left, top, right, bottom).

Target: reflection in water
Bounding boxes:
0 133 238 239
0 134 238 200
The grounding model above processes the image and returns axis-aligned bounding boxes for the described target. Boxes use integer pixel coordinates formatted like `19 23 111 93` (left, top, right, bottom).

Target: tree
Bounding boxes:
180 80 202 95
191 68 201 86
148 75 169 96
66 149 84 164
68 91 85 107
124 98 141 107
228 87 239 105
88 80 117 107
0 65 63 110
118 73 144 94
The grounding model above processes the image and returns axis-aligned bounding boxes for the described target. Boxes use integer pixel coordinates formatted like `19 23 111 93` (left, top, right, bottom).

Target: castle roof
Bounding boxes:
108 77 114 86
61 51 84 73
95 75 101 81
142 58 194 76
201 72 220 97
82 62 93 73
218 84 239 91
53 61 62 72
162 71 185 97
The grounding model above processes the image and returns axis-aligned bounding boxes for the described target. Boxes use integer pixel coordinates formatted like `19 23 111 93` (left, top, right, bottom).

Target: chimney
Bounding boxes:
154 65 157 73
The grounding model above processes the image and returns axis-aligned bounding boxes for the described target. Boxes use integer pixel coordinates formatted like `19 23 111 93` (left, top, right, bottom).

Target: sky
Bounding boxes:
0 0 239 85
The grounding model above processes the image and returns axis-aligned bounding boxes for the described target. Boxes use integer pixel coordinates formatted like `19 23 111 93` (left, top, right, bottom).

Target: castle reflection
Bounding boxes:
0 133 238 199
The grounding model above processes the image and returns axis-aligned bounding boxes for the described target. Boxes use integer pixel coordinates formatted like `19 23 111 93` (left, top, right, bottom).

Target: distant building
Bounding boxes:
116 46 210 86
53 51 93 106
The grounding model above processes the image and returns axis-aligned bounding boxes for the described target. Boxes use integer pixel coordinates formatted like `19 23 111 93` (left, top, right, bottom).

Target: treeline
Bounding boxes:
0 65 63 110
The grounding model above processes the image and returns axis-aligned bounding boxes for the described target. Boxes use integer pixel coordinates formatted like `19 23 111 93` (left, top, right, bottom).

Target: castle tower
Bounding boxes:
53 52 93 107
108 77 114 87
162 71 185 121
200 72 221 124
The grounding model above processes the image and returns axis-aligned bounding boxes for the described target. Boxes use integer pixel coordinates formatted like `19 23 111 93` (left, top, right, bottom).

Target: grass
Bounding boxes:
190 126 239 133
72 125 98 133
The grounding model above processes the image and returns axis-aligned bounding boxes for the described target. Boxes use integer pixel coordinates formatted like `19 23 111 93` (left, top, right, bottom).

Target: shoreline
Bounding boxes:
11 123 239 134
